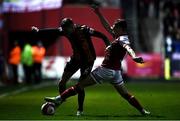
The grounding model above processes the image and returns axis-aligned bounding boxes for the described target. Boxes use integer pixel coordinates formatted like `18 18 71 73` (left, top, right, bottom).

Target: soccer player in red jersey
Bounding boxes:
45 7 150 115
32 18 110 116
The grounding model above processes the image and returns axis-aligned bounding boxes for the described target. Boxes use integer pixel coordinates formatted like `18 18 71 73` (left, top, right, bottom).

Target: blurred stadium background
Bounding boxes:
0 0 180 120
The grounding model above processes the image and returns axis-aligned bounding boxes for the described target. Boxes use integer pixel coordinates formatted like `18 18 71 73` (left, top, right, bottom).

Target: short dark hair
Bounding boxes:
61 18 73 27
114 19 127 31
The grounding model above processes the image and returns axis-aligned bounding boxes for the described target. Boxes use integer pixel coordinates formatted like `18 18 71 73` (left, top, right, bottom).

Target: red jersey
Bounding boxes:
101 35 130 70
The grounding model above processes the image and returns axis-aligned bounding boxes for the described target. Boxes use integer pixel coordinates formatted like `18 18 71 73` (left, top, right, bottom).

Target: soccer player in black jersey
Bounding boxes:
32 18 110 116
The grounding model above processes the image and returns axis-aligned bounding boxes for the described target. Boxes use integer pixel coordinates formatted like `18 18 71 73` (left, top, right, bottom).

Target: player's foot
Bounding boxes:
76 110 84 116
44 96 62 106
141 109 150 115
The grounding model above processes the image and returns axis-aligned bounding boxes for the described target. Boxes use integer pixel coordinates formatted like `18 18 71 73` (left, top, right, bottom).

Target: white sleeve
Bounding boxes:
118 36 130 46
118 36 136 58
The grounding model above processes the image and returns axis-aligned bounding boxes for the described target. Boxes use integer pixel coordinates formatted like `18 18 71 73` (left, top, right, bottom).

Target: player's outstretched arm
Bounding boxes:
31 26 63 35
31 26 63 45
91 5 114 36
123 44 144 64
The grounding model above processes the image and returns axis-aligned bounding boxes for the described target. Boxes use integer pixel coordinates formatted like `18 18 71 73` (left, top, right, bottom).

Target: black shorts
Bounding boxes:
64 57 94 78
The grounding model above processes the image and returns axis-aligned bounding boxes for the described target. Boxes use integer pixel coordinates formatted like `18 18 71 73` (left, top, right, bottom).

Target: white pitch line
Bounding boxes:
0 82 56 99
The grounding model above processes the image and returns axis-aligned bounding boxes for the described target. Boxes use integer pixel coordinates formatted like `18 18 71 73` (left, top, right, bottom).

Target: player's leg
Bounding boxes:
58 71 74 93
45 59 80 107
44 66 100 109
45 74 96 105
58 59 80 94
113 83 150 115
60 75 96 100
109 70 150 115
45 61 93 106
76 64 94 115
45 70 79 106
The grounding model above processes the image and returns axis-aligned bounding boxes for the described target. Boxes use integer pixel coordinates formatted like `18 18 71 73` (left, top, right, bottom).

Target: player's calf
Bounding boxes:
77 89 85 112
121 93 150 115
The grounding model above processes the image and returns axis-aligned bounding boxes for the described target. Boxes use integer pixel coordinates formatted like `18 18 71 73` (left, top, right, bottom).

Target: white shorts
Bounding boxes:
90 66 124 85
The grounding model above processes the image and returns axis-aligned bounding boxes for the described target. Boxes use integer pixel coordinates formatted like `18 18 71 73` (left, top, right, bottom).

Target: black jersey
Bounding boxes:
36 24 110 63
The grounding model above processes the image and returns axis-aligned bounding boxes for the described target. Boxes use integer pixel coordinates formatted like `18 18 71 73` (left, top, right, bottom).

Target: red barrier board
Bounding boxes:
126 53 163 78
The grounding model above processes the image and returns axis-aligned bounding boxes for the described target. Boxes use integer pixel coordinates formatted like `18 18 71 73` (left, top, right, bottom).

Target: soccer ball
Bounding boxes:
41 102 55 115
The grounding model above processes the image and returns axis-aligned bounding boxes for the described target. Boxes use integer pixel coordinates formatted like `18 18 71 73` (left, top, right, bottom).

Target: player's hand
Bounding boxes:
133 57 144 64
91 4 100 14
31 26 39 32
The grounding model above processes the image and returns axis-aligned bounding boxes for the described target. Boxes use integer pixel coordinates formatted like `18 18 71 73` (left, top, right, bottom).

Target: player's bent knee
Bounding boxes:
59 82 65 88
74 84 84 94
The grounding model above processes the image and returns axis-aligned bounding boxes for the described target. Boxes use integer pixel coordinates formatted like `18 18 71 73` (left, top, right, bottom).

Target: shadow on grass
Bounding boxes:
128 114 165 118
67 114 165 119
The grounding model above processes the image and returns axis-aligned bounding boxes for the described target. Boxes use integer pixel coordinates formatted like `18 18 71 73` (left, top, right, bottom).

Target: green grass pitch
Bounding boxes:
0 81 180 120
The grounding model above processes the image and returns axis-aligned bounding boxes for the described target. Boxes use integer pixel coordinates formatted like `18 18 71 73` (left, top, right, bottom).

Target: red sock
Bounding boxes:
61 86 78 100
128 96 143 112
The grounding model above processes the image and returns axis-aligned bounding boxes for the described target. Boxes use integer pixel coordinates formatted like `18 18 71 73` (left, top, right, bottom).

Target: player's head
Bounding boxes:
112 19 127 36
61 18 74 34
